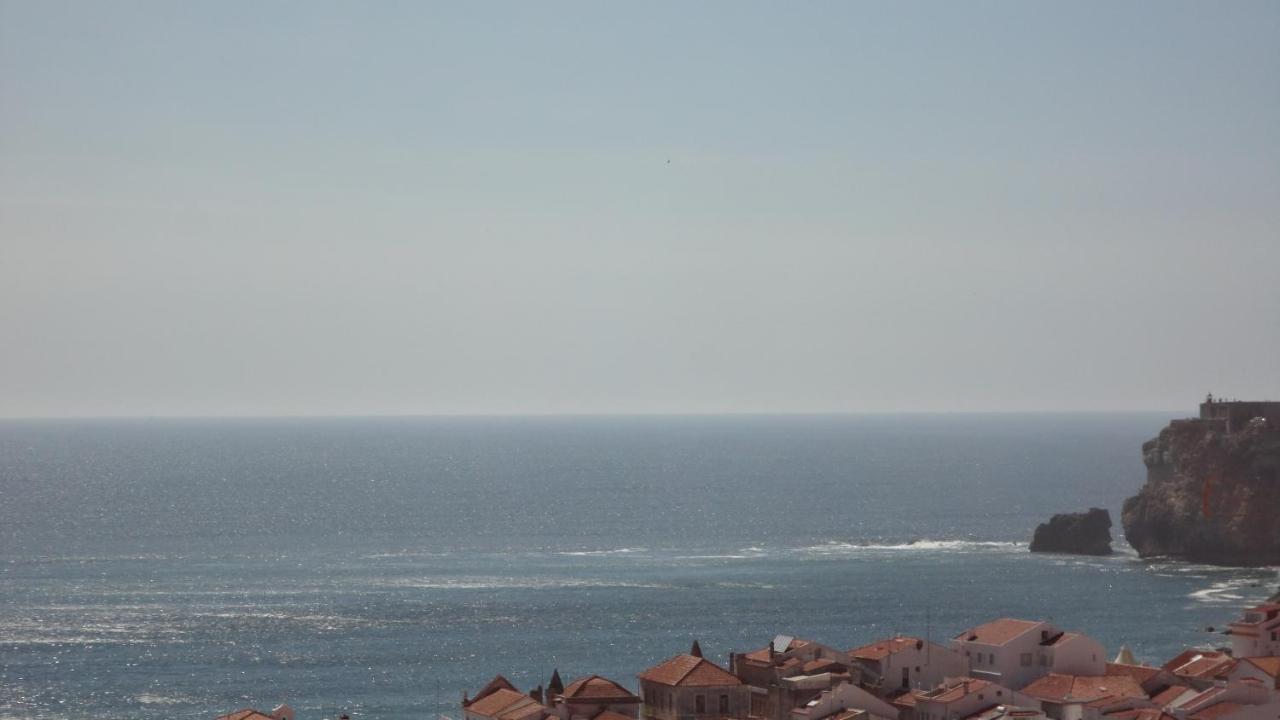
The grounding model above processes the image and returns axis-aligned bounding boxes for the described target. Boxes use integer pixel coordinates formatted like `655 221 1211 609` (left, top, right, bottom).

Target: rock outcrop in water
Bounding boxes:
1030 508 1113 555
1122 407 1280 567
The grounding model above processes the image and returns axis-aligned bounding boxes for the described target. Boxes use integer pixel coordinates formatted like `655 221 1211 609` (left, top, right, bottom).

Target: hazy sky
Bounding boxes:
2 1 1277 417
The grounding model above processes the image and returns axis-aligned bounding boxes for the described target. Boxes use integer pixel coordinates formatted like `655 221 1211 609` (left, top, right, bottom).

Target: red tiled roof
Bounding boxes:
889 690 918 708
1022 674 1145 704
916 679 996 705
1149 685 1191 706
1190 702 1244 720
956 619 1041 646
217 711 275 720
468 688 532 717
639 654 742 687
1241 656 1280 679
1105 664 1159 684
1105 710 1178 720
1161 650 1235 680
802 658 845 674
472 675 520 705
496 698 546 720
852 637 922 661
742 638 811 663
561 676 639 702
1177 687 1229 712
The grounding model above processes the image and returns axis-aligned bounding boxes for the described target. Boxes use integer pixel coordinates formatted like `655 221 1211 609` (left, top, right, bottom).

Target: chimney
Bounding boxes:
691 639 703 658
531 685 544 705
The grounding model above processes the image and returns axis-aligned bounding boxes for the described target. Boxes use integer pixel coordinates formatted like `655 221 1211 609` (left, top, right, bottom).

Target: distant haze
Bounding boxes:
2 1 1277 417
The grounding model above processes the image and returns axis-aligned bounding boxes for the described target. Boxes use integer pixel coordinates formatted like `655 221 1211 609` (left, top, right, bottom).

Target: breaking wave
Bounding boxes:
797 539 1023 555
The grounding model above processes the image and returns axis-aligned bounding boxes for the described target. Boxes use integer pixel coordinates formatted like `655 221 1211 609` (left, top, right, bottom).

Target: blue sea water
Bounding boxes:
1 414 1276 720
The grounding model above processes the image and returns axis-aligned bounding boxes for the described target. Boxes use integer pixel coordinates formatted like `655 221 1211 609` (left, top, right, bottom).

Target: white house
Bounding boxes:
953 619 1106 690
789 681 900 720
852 636 967 692
1228 604 1280 659
1224 657 1280 691
912 678 1042 720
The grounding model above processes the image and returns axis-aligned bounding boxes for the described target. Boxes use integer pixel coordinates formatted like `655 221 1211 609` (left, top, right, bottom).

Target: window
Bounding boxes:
1039 655 1047 667
696 695 705 714
1021 653 1032 667
720 695 729 714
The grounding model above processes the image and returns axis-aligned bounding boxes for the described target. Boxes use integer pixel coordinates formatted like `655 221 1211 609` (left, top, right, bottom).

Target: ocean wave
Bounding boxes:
1188 577 1273 604
674 547 770 560
797 539 1023 555
360 550 454 560
382 575 671 590
136 693 195 706
557 547 648 556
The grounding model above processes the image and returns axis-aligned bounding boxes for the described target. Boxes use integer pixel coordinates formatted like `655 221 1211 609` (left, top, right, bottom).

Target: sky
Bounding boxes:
1 1 1277 417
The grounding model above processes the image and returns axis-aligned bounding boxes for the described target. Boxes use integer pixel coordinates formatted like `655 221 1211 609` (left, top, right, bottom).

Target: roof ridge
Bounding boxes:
675 655 704 684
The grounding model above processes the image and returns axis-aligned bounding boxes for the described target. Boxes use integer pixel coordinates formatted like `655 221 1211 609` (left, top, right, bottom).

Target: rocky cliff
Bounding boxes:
1122 416 1280 566
1031 508 1113 555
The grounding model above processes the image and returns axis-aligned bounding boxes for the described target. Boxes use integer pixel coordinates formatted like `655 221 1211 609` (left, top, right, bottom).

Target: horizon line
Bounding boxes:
0 408 1189 421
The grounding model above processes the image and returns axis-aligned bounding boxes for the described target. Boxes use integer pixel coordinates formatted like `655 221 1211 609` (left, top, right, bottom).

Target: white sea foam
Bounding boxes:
136 693 193 705
382 576 670 590
1188 577 1269 604
557 547 648 556
797 539 1023 555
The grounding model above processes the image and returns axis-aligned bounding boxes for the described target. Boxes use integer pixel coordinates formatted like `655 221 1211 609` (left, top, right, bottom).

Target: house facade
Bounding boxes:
852 636 966 692
1228 604 1280 659
640 647 751 720
911 678 1041 720
953 619 1106 690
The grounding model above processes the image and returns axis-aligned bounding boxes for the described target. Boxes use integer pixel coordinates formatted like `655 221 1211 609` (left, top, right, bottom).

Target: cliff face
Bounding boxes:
1030 508 1113 555
1122 417 1280 566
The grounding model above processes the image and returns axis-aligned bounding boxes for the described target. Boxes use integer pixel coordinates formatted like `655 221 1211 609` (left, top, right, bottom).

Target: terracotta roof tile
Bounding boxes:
468 689 533 717
852 637 923 661
802 658 845 674
1105 710 1178 720
742 638 811 664
1149 685 1190 706
1022 674 1145 704
1241 656 1280 679
561 676 639 702
639 654 742 688
496 698 546 720
1105 664 1159 684
1161 651 1234 680
472 676 520 705
915 679 996 705
1190 702 1244 720
955 619 1041 646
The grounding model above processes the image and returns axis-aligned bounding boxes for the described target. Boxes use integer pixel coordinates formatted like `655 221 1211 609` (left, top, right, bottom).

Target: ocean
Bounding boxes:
1 414 1276 720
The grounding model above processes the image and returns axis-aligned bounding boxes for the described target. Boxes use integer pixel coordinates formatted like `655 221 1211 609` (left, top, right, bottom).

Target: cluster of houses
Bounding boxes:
458 601 1280 720
210 600 1280 720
